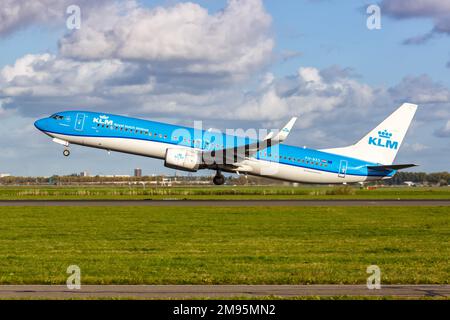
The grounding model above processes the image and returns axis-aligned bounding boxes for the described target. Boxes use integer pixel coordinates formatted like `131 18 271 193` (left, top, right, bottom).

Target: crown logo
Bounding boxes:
378 129 392 139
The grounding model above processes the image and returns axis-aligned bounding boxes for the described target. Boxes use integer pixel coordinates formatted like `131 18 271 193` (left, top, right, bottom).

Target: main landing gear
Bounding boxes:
63 149 70 157
213 171 225 185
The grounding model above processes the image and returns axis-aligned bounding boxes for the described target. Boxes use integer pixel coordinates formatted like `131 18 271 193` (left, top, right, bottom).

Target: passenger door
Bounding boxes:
338 160 348 178
74 113 85 131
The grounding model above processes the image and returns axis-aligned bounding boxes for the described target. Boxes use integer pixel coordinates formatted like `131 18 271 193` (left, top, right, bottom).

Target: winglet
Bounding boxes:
267 117 297 143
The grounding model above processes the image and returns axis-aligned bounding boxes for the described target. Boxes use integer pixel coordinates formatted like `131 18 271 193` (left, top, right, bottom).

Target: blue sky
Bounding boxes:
0 0 449 176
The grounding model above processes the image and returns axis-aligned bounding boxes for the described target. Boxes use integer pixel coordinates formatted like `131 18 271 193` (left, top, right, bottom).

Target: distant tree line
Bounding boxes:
0 175 210 186
0 172 448 186
387 171 449 186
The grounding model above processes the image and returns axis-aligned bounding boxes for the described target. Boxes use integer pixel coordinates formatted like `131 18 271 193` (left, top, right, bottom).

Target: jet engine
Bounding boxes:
164 148 201 172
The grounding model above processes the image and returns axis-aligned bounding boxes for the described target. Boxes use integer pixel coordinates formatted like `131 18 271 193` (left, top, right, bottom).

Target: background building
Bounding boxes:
134 168 142 177
80 171 89 177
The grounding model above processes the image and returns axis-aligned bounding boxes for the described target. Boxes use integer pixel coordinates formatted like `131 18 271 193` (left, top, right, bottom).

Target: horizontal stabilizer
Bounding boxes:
367 164 418 171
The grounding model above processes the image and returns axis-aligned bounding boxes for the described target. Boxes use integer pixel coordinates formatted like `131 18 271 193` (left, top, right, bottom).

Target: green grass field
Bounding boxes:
0 185 449 200
0 205 448 285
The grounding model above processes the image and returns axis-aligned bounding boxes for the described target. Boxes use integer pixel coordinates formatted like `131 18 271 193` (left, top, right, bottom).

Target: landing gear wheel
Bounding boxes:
63 149 70 157
213 174 225 185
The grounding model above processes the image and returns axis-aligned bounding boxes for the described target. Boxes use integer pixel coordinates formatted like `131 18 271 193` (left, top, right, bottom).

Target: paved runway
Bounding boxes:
0 285 448 299
0 199 449 206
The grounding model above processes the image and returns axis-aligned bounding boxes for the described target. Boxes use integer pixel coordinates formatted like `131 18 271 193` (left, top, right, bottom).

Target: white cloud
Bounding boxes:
235 88 289 120
298 67 322 84
435 120 450 137
380 0 450 18
1 53 52 82
0 54 135 97
59 0 274 78
380 0 450 44
0 0 64 36
388 75 450 123
261 72 275 88
404 142 430 152
280 50 303 62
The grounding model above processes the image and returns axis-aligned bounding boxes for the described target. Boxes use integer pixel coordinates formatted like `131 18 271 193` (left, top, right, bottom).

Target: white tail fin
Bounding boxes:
322 103 418 165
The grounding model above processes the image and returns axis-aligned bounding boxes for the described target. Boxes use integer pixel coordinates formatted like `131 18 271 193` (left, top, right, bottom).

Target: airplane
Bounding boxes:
34 103 418 185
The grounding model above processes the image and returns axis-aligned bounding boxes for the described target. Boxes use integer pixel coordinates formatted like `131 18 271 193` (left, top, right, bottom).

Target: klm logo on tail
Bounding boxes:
368 129 398 150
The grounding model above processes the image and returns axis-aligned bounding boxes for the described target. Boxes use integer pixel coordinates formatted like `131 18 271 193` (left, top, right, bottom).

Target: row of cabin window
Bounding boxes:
96 123 227 147
260 152 329 167
96 123 168 139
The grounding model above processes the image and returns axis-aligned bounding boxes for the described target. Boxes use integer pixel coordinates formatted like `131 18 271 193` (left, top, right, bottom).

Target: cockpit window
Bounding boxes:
50 114 64 120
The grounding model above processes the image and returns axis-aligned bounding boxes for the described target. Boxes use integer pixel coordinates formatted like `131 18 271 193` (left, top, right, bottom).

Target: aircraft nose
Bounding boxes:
34 118 48 131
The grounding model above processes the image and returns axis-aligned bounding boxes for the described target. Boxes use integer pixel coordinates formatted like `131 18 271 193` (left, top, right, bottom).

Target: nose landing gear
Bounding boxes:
213 172 225 185
63 149 70 157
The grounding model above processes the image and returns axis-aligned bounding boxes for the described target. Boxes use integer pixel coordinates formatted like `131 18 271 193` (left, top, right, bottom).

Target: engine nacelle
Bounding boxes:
164 148 200 172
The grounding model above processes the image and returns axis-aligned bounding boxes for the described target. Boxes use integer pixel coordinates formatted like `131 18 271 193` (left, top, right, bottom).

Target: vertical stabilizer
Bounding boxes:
321 103 417 164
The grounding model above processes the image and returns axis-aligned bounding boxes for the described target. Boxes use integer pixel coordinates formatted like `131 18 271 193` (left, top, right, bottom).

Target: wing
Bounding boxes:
202 117 298 166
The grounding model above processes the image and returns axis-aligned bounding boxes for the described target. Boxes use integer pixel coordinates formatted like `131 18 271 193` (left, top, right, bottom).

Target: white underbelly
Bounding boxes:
242 159 367 184
51 133 176 159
